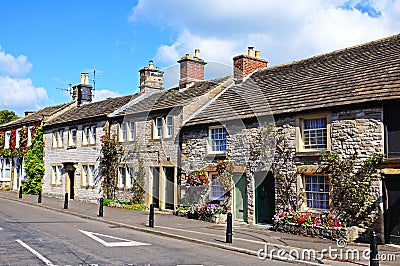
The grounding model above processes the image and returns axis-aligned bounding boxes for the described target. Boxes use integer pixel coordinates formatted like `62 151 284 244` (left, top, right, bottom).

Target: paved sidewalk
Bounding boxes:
1 191 399 265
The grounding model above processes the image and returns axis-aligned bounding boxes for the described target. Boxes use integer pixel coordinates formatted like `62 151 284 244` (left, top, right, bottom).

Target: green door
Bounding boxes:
255 171 275 224
233 173 247 222
164 167 175 210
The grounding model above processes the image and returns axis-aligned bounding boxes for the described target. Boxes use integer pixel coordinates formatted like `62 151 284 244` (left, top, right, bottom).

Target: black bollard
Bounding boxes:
98 198 104 217
370 231 379 266
19 186 22 199
149 204 154 228
226 212 233 243
38 190 42 203
64 193 68 209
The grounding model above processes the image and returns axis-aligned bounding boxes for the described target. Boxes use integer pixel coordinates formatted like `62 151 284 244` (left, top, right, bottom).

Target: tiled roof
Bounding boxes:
45 95 135 127
0 103 72 130
186 33 400 126
113 76 232 117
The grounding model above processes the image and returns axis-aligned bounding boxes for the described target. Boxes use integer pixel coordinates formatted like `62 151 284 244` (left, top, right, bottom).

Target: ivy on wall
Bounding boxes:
23 125 44 194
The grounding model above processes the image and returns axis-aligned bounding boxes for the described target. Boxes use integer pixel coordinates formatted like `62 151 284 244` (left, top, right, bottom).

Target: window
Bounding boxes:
128 122 135 141
4 131 10 149
209 127 227 153
127 167 134 188
118 167 126 188
209 174 225 200
82 126 96 145
304 175 329 210
155 117 163 139
297 115 330 152
4 160 10 179
52 130 63 148
27 126 33 146
15 129 20 148
51 165 62 185
166 116 173 138
68 128 77 147
81 164 95 187
119 123 127 142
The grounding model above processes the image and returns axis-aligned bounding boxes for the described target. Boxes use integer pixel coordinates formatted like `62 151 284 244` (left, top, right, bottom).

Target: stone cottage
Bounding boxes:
180 33 400 244
0 103 72 191
108 50 233 211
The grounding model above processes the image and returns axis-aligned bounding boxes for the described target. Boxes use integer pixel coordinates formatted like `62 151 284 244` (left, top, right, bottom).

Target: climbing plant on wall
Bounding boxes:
100 133 123 199
23 125 44 194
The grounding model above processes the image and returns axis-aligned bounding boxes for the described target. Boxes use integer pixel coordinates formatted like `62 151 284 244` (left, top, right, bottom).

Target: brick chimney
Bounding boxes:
72 73 93 105
177 49 207 89
233 46 268 83
139 60 164 93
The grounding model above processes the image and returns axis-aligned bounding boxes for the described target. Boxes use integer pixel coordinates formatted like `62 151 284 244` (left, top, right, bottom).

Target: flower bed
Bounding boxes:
176 203 227 223
273 210 358 242
103 198 146 211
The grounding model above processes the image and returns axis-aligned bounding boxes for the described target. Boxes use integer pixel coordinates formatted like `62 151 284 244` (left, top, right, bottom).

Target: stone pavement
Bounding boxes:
1 191 399 265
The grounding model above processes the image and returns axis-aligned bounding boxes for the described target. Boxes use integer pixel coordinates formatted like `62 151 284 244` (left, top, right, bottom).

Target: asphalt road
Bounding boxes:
0 198 290 266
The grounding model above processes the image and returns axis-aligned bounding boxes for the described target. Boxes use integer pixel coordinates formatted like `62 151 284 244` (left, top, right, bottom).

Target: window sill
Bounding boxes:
295 150 330 157
205 152 227 158
67 146 77 149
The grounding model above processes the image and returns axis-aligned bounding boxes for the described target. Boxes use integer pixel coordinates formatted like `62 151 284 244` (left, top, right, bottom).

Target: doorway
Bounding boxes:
255 171 275 224
233 173 248 222
67 170 75 200
383 175 400 244
164 167 175 210
151 167 160 208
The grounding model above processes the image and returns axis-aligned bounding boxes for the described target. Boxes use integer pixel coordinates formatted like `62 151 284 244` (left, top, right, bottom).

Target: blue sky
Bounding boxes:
0 0 399 116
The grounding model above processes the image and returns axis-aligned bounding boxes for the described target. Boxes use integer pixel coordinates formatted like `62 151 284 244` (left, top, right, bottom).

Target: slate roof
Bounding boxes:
45 95 135 127
112 76 232 117
0 103 72 130
186 33 400 126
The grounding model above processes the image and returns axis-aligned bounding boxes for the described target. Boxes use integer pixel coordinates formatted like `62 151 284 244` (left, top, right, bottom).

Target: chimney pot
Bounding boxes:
248 46 255 57
149 60 154 69
194 49 200 58
255 50 260 58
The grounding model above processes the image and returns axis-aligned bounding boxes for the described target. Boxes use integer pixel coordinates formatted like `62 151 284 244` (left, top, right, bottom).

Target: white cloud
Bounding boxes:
0 47 32 77
130 0 399 66
92 89 121 101
0 76 48 113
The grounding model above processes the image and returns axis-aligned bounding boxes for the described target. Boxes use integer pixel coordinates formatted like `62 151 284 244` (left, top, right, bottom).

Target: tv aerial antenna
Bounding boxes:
56 81 73 96
85 69 104 99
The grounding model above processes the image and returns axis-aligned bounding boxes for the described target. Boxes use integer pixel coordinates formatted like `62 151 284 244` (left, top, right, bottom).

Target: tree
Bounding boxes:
0 110 19 125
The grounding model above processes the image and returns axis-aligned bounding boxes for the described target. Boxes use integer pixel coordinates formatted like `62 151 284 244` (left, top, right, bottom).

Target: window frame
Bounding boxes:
209 172 226 201
81 164 95 187
154 117 163 139
299 174 330 211
128 121 135 141
165 116 173 138
15 128 20 148
119 123 127 142
296 113 331 153
118 167 126 188
208 126 227 154
4 131 10 149
51 165 63 185
68 128 77 148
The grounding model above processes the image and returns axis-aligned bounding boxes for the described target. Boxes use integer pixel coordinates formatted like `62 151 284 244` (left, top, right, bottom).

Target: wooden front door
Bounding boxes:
255 171 275 224
383 175 400 244
233 173 247 222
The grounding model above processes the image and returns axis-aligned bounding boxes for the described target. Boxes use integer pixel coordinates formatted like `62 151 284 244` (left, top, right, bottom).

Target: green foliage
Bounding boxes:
23 126 44 194
321 152 384 225
100 133 123 199
102 198 146 211
0 110 19 125
215 161 233 190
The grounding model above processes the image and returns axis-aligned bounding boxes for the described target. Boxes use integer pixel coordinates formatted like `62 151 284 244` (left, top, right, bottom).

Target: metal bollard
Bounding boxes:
98 198 104 217
226 212 233 243
19 186 23 199
64 193 68 209
38 190 42 203
149 204 154 228
370 231 379 266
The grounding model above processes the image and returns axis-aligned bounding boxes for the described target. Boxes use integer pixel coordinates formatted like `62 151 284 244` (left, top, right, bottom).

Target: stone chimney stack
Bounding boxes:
72 72 93 105
177 49 207 89
139 60 164 93
233 46 268 84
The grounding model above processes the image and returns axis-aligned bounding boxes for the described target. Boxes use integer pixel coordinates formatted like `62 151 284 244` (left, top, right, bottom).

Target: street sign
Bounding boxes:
79 230 151 247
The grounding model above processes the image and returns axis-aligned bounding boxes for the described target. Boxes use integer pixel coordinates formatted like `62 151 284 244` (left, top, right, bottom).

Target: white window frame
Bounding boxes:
118 167 126 188
127 167 134 188
165 116 173 138
81 164 95 187
128 121 135 141
208 126 227 154
51 165 62 185
27 126 33 146
68 128 77 147
209 173 225 200
296 114 331 152
82 127 89 145
15 128 20 148
4 131 10 149
154 117 163 139
119 123 127 142
52 130 63 148
89 126 96 144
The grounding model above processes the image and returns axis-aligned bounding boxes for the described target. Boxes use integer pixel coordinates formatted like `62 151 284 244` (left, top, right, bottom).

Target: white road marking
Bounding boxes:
79 230 151 247
0 227 3 231
15 239 55 266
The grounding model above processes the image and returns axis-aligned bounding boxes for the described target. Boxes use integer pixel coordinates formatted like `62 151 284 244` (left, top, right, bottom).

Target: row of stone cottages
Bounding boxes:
1 33 400 244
